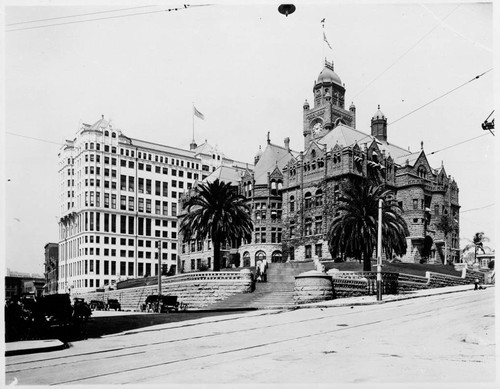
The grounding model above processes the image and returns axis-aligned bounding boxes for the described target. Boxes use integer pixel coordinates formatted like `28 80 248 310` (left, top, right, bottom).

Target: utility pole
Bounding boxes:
157 240 162 312
377 199 383 301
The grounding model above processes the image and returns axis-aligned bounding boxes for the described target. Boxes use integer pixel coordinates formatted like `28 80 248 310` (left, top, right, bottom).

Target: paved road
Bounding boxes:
5 288 495 385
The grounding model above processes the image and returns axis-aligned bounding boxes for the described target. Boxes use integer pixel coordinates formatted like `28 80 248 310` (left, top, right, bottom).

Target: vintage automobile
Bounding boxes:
140 295 186 313
89 300 106 311
107 299 121 311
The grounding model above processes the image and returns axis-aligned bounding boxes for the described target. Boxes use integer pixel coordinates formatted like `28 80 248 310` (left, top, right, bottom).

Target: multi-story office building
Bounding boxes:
57 116 248 293
43 242 59 295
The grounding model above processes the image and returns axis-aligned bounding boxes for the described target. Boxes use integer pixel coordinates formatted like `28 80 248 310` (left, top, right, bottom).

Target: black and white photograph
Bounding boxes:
3 0 496 387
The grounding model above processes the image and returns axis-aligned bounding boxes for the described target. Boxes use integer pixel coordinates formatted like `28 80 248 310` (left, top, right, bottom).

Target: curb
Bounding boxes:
5 339 68 357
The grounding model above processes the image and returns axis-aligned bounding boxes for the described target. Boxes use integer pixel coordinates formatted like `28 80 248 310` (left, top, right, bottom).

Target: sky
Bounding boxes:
2 0 496 274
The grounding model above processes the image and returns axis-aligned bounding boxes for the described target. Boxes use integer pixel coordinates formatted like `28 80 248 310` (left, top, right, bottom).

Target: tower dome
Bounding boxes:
372 105 385 120
317 61 342 86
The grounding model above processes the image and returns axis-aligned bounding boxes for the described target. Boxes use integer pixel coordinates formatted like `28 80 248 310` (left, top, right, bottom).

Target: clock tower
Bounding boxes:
303 59 355 148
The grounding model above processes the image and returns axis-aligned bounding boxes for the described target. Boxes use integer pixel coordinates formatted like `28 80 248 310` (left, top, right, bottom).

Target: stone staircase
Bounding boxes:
202 262 315 310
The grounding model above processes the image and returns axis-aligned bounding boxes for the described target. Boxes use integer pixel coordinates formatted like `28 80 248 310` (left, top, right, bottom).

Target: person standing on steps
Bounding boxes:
255 259 262 282
260 258 268 282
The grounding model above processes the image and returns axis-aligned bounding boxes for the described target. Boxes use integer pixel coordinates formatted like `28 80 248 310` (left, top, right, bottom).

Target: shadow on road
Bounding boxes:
84 311 246 339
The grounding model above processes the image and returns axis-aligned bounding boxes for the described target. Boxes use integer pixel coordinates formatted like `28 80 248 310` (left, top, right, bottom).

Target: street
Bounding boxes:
5 288 495 385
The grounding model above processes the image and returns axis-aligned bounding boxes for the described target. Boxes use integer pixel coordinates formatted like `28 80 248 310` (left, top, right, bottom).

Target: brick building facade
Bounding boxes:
240 60 460 266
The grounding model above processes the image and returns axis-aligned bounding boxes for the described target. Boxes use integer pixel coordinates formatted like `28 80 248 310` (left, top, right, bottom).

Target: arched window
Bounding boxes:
271 180 278 195
315 189 323 206
311 149 316 159
304 192 312 209
289 195 295 212
243 252 251 267
271 251 282 263
418 165 427 179
104 131 109 136
111 132 116 138
255 251 266 263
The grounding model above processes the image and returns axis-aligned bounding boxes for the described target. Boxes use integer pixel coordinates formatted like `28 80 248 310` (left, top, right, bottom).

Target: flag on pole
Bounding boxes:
193 105 205 120
323 31 333 50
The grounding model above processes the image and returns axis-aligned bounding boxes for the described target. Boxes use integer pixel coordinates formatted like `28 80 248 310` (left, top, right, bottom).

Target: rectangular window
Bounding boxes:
128 176 134 191
111 261 116 276
146 179 151 194
155 200 161 215
128 196 134 211
128 216 134 235
128 262 134 276
104 260 109 275
162 182 168 196
305 245 312 259
146 199 151 213
138 178 144 193
315 244 322 258
121 215 127 234
139 198 144 212
413 199 419 210
155 181 161 195
171 203 177 217
120 195 126 210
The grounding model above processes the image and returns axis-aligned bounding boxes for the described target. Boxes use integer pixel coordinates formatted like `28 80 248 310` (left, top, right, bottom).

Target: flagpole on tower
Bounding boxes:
321 18 325 64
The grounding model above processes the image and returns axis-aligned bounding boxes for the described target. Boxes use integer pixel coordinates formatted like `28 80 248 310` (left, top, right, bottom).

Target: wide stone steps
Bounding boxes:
202 262 315 310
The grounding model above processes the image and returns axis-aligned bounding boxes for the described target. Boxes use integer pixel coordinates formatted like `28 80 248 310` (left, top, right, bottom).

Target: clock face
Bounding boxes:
313 122 323 135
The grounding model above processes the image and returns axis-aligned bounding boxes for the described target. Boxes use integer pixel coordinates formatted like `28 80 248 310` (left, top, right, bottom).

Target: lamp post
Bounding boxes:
157 240 162 312
376 199 383 301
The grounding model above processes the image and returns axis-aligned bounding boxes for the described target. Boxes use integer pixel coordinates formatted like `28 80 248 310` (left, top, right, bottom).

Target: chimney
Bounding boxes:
284 137 290 151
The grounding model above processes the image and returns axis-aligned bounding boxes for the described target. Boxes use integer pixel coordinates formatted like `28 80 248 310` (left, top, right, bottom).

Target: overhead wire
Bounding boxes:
6 5 158 26
388 68 493 126
351 4 461 100
6 4 213 32
6 131 65 146
461 204 495 214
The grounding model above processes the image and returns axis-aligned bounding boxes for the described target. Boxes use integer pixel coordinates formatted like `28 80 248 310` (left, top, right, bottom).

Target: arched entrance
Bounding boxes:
243 251 250 267
271 250 283 263
255 251 266 264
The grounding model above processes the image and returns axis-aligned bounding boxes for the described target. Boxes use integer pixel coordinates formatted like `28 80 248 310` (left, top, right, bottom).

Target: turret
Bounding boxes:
371 105 387 142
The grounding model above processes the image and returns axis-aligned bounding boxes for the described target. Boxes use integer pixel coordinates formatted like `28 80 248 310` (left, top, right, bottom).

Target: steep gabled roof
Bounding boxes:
254 143 298 185
204 165 245 185
318 123 412 162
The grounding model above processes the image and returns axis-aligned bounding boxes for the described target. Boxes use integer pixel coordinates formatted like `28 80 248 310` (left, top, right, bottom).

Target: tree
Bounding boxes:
327 179 409 271
435 215 458 264
179 179 253 271
462 232 490 264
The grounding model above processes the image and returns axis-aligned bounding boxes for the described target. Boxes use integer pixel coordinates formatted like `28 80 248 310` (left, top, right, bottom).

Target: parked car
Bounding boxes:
141 295 183 313
107 299 121 311
89 300 105 311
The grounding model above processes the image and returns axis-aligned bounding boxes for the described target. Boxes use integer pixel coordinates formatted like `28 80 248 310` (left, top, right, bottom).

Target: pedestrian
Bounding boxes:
255 259 262 282
259 259 268 282
474 278 479 290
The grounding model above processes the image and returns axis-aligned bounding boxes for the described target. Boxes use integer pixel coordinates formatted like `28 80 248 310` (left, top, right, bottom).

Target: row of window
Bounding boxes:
289 216 323 238
61 258 159 281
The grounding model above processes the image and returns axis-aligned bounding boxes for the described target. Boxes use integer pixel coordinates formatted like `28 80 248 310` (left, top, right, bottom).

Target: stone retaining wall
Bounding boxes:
307 268 489 300
72 270 254 310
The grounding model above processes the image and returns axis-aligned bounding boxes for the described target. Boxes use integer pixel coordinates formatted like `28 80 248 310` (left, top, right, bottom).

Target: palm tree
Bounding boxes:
462 232 490 264
327 179 409 271
435 215 458 264
179 179 253 271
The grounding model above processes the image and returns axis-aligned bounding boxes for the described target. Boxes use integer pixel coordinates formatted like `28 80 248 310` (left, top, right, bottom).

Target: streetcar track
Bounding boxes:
53 319 385 384
6 291 480 372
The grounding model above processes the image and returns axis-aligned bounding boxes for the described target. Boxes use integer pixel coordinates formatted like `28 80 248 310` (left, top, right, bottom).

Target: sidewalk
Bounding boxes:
290 283 493 310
